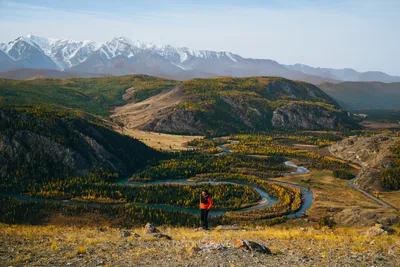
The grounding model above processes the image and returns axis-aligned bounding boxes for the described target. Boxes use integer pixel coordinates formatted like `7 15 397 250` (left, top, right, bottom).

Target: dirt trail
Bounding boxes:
328 146 395 210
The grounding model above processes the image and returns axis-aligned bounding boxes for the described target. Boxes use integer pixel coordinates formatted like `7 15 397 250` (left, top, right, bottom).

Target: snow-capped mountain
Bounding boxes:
1 34 399 83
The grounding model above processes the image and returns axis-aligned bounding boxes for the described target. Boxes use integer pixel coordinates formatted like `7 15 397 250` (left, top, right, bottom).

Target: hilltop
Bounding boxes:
113 76 360 135
0 75 178 116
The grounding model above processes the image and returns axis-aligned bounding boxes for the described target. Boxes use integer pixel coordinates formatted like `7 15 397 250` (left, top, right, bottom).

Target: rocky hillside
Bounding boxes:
330 133 400 192
134 77 360 135
0 107 161 193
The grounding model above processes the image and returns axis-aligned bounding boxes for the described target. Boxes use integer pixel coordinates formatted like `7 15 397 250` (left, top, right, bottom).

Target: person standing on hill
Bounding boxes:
200 189 213 230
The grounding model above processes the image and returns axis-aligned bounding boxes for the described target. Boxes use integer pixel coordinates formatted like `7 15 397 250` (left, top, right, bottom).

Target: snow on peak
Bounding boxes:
3 35 242 69
225 52 237 62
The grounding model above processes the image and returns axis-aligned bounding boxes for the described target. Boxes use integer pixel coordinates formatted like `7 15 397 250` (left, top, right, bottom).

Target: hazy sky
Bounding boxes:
1 0 399 75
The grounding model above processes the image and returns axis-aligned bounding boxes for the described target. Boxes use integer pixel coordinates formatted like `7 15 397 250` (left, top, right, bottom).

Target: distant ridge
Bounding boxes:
319 81 400 110
1 35 399 84
0 68 109 80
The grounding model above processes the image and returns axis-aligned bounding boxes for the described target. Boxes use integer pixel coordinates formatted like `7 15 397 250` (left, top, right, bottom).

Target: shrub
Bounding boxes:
316 216 336 229
333 170 355 180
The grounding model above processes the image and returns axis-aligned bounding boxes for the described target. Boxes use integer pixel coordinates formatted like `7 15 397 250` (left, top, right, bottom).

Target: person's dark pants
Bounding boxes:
200 209 209 229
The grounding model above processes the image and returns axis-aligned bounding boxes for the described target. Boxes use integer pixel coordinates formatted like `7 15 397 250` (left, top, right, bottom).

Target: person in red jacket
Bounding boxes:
199 189 213 230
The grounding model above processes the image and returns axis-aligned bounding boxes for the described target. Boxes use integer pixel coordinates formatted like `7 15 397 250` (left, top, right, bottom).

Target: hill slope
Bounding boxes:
319 82 400 110
330 133 400 192
0 107 161 193
113 76 360 135
0 75 178 116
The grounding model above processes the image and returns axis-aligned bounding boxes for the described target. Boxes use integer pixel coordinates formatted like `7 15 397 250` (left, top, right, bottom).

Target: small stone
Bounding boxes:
133 233 140 238
200 242 226 251
387 245 396 256
366 226 388 238
234 239 272 254
120 230 131 237
144 223 159 234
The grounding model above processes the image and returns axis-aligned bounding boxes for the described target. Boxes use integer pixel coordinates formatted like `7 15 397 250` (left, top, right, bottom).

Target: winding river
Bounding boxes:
1 161 313 219
115 160 313 218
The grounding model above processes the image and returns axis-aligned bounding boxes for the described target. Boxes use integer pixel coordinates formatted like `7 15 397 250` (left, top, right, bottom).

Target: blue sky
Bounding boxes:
1 0 399 75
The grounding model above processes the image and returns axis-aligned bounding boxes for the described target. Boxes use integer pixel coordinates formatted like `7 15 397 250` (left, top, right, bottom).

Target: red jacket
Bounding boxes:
200 196 213 209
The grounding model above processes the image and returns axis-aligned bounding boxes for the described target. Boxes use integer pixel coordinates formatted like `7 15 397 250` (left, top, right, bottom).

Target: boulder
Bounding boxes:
235 239 272 254
144 223 159 234
120 230 131 237
365 225 388 238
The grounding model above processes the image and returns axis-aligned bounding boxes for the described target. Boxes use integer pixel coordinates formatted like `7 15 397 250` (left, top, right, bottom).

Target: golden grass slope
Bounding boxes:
1 223 398 266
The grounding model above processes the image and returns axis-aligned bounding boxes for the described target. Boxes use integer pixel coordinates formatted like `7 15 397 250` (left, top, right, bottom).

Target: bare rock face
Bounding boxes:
141 109 204 135
141 101 358 135
330 133 399 191
271 102 353 130
330 134 395 169
234 239 272 254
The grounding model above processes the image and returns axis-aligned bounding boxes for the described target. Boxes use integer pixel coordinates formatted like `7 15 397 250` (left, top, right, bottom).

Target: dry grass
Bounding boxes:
271 170 398 226
0 223 399 266
110 85 202 151
380 191 400 210
361 120 400 130
323 156 361 170
121 129 201 151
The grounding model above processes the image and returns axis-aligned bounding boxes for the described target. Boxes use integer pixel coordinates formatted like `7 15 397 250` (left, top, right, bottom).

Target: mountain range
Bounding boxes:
1 35 399 84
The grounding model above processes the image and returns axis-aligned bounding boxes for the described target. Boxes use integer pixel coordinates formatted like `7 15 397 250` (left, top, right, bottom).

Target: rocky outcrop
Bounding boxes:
141 102 359 135
271 102 356 130
141 109 204 135
330 133 399 192
123 77 361 135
